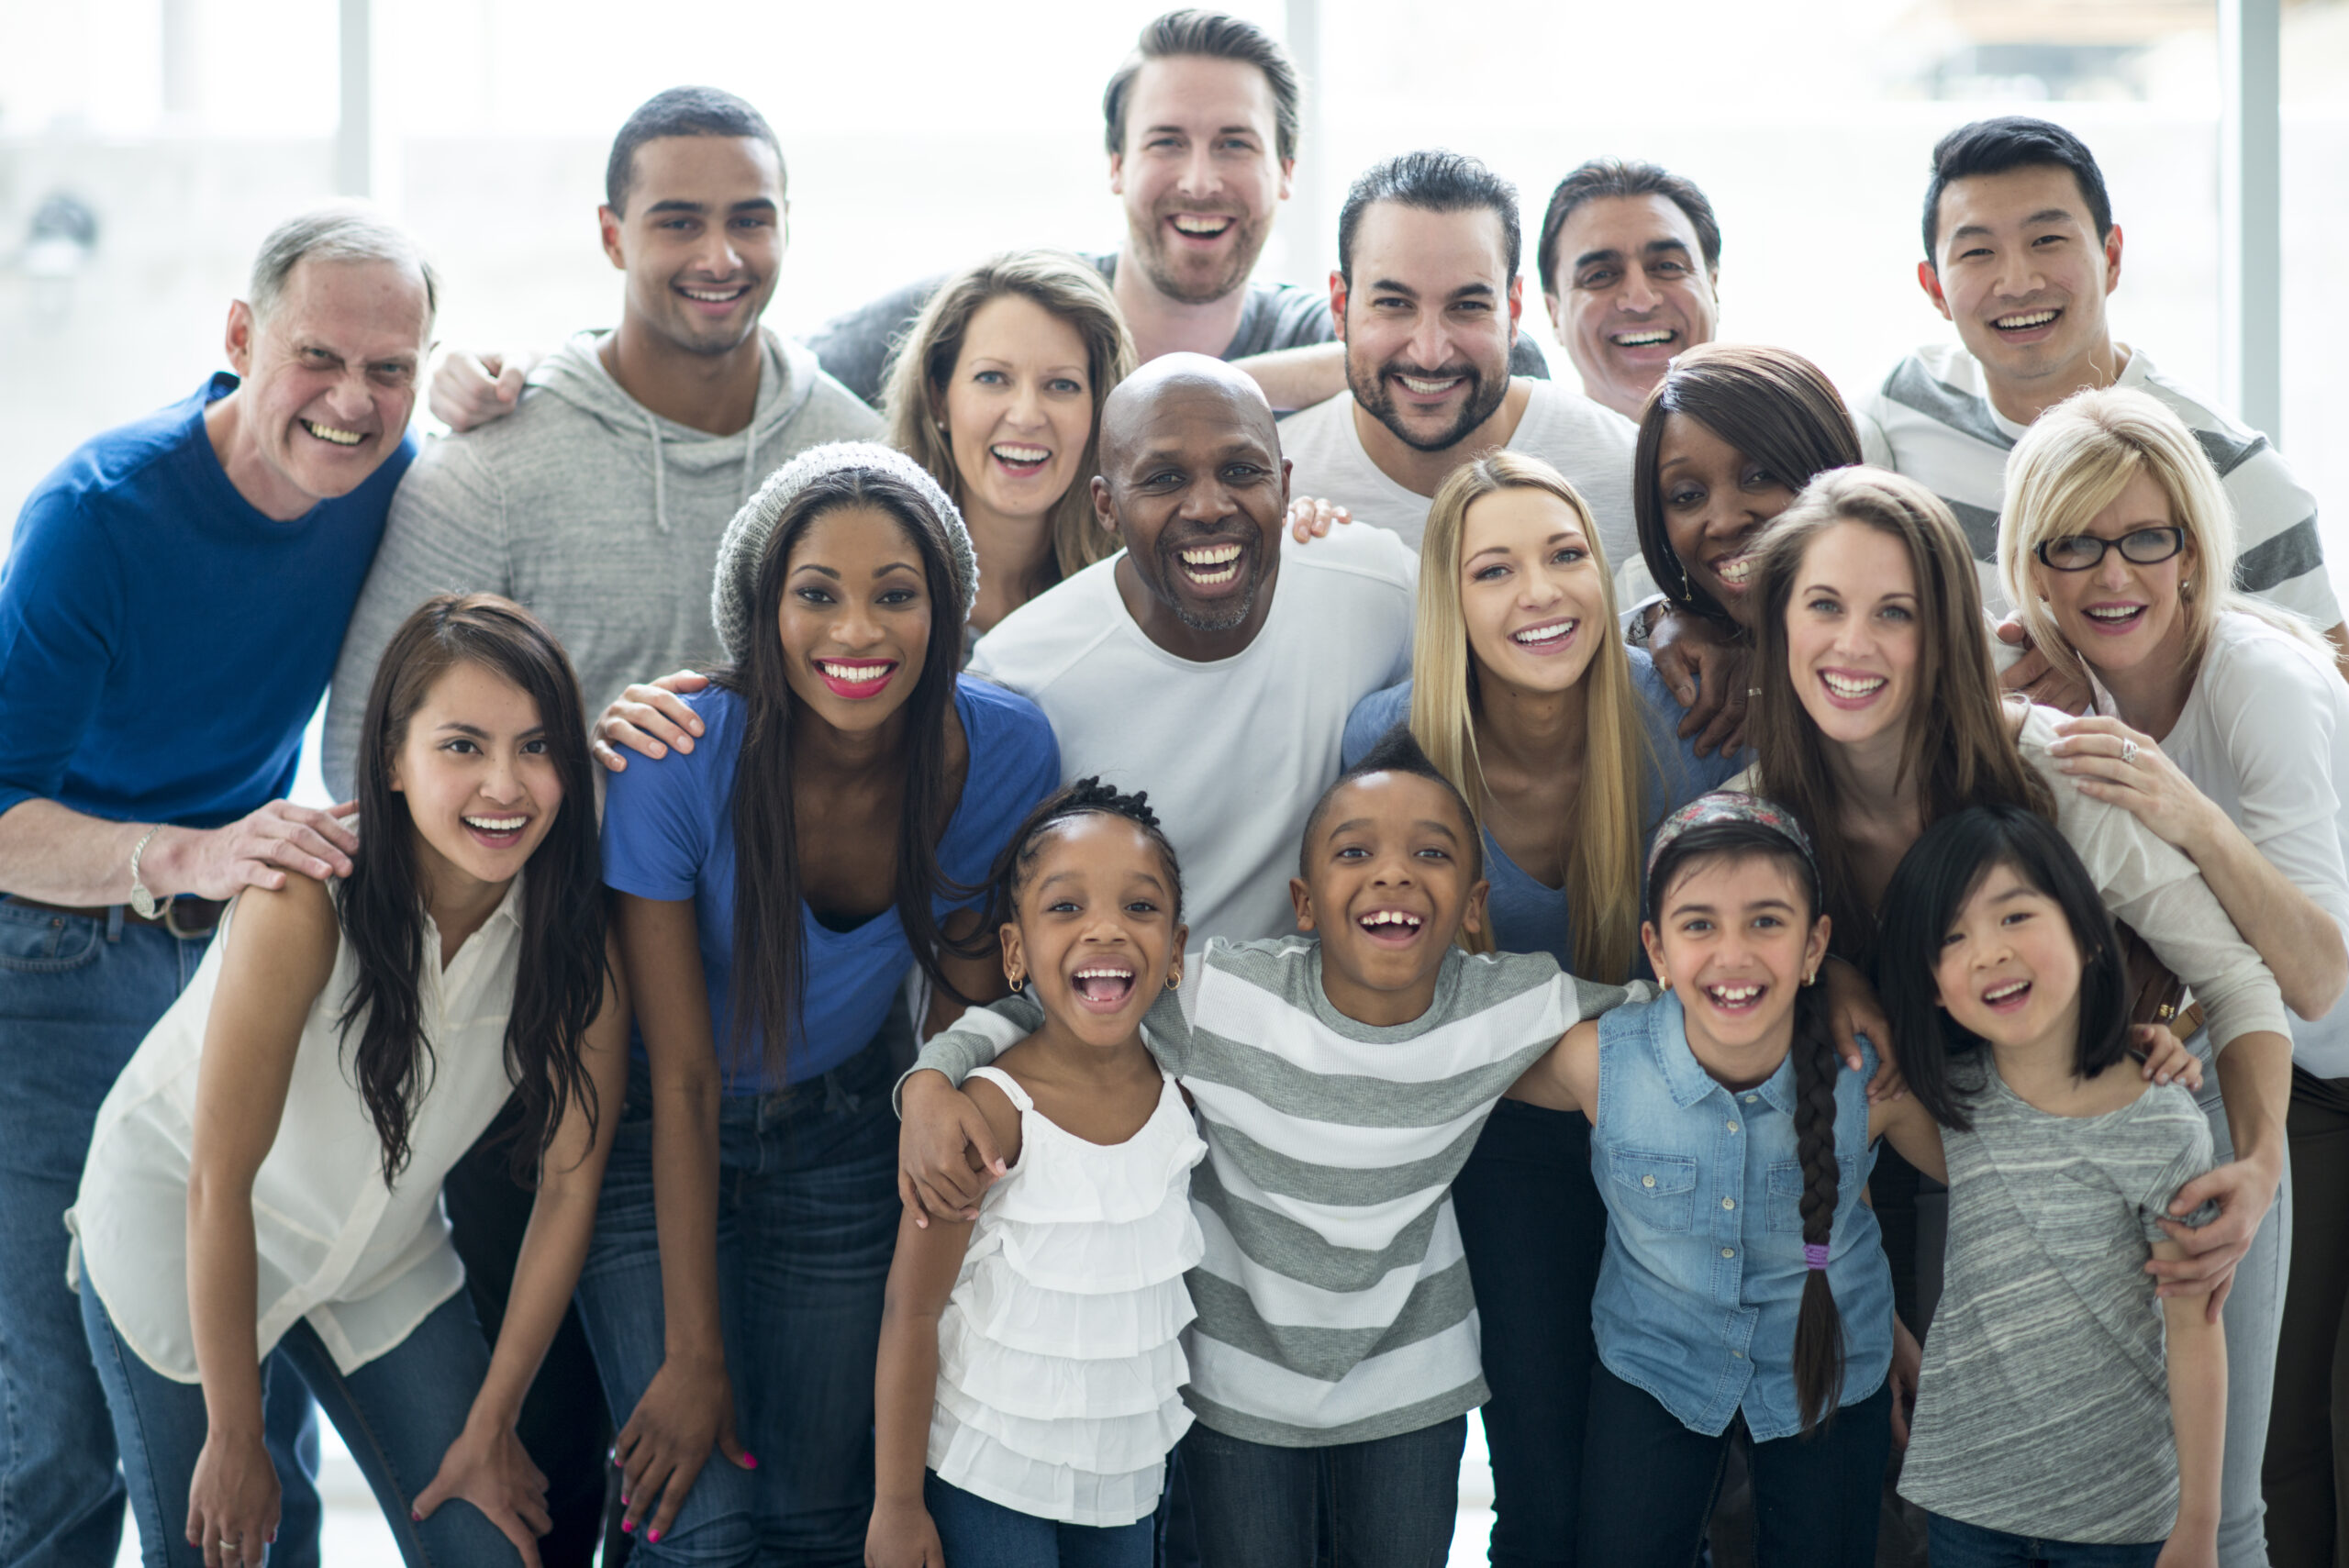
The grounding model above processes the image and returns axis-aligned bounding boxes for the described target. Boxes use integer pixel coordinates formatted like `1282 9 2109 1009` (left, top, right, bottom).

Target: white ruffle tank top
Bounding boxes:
929 1064 1207 1527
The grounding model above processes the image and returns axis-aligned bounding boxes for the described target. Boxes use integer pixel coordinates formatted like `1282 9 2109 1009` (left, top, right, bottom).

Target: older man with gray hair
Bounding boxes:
0 204 433 1567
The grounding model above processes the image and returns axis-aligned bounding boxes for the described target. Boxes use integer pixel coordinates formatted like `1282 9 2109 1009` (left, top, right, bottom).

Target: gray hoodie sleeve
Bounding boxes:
322 438 511 797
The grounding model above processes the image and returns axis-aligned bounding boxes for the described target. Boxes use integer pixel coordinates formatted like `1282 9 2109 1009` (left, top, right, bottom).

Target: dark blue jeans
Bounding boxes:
574 1042 899 1567
0 902 317 1568
1576 1363 1890 1568
1177 1414 1467 1568
922 1472 1151 1568
1924 1512 2165 1567
83 1285 515 1567
1452 1098 1605 1568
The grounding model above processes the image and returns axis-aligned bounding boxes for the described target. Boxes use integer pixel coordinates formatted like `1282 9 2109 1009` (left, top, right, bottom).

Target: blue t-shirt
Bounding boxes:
600 675 1061 1093
1341 648 1741 965
0 373 413 828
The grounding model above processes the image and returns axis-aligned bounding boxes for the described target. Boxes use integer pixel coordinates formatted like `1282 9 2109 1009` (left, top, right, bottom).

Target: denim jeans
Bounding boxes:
0 902 317 1568
920 1472 1151 1568
1451 1098 1605 1568
1576 1363 1890 1568
82 1280 512 1567
1177 1414 1466 1568
2201 1086 2292 1568
1923 1511 2165 1567
574 1040 899 1567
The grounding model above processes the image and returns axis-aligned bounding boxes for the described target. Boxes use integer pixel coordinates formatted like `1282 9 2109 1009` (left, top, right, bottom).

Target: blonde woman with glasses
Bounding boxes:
2002 386 2349 1566
1338 450 1739 1562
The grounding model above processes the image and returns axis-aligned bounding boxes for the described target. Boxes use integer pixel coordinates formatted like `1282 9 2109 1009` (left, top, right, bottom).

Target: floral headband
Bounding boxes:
1644 790 1818 884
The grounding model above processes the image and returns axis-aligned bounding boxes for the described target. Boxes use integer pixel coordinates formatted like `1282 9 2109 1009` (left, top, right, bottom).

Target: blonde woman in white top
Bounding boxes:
2002 388 2349 1565
868 781 1203 1568
70 595 629 1568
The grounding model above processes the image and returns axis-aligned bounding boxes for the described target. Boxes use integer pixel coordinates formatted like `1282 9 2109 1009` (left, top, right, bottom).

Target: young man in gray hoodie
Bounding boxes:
323 87 877 795
318 87 875 1567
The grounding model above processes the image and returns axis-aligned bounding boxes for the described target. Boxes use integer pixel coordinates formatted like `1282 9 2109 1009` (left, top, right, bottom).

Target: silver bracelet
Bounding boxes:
128 825 166 918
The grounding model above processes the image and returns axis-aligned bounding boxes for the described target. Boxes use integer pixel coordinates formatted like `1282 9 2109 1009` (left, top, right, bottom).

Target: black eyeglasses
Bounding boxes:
2033 526 2188 573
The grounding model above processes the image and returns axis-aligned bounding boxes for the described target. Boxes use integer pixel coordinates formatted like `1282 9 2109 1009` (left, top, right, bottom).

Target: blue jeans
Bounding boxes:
920 1473 1150 1568
575 1041 899 1567
1177 1414 1466 1568
1451 1098 1605 1568
1925 1512 2165 1567
82 1284 514 1567
0 903 317 1568
1576 1363 1890 1568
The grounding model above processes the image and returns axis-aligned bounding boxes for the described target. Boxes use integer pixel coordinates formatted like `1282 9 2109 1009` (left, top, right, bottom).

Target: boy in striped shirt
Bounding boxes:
896 728 1640 1565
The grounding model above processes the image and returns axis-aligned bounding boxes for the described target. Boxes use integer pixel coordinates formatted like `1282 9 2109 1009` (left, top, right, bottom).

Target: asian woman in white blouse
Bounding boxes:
2002 391 2349 1566
68 595 629 1568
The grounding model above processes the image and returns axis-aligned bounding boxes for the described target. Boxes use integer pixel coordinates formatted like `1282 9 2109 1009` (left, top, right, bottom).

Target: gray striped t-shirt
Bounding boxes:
1856 340 2341 632
905 937 1635 1448
1898 1061 2218 1543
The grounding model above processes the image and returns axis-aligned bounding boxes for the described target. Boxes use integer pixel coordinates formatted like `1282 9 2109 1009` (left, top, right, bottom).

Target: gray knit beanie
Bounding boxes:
710 441 980 665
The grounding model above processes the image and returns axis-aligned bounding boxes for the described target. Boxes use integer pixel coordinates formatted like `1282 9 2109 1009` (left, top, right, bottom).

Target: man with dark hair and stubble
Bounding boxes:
319 85 877 1565
429 11 1544 430
1276 150 1642 577
1536 158 1723 421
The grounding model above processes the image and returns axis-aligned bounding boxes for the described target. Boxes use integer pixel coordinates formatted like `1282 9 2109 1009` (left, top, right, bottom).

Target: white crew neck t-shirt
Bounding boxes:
1856 340 2342 629
1275 377 1642 584
966 526 1415 944
2099 611 2349 1075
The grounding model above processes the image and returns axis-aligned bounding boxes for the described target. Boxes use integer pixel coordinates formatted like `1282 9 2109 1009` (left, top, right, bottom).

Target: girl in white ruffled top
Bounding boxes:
869 779 1204 1568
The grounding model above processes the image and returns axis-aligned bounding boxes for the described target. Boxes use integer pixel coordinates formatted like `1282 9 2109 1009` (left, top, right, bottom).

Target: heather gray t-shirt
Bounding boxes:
1898 1061 2218 1544
799 249 1548 409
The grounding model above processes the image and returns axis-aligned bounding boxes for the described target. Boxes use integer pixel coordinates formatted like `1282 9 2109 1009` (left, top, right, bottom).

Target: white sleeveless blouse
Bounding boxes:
66 881 525 1382
929 1065 1206 1527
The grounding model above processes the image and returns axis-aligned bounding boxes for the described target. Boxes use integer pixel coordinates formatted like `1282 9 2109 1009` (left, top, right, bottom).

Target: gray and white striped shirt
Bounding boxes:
905 938 1637 1448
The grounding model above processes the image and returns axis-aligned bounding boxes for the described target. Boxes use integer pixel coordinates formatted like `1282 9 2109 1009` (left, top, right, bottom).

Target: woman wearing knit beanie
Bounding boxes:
582 443 1062 1562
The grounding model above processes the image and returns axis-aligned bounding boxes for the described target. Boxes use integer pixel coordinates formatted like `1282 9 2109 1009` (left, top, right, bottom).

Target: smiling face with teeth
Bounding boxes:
1111 57 1292 308
1000 813 1186 1051
390 658 565 898
1336 202 1521 461
1784 521 1923 755
1922 164 2124 417
214 254 431 520
601 134 785 362
1541 194 1719 422
941 295 1095 550
1931 862 2087 1056
1655 413 1800 634
1094 358 1290 652
1457 486 1608 695
2028 468 2194 685
774 504 934 731
1642 850 1828 1067
1291 770 1486 1028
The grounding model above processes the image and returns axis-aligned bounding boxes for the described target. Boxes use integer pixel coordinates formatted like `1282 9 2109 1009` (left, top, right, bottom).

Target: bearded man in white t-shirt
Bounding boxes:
1274 150 1642 585
1857 113 2349 689
968 353 1416 943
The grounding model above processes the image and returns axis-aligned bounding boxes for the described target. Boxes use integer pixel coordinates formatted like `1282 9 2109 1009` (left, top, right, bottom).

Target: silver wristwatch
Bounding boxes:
128 825 166 918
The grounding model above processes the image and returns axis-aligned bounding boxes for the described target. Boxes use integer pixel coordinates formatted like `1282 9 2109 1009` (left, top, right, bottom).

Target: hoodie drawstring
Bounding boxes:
644 411 670 535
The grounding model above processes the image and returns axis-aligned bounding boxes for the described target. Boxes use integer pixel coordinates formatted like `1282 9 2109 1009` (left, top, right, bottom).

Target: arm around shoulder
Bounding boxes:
1507 1018 1599 1118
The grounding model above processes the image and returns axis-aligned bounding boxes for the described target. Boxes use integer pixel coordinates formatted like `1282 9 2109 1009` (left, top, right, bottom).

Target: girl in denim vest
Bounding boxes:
1508 791 1950 1567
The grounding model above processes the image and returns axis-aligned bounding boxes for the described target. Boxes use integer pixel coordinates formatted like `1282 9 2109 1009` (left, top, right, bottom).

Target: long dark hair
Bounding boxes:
712 465 976 1080
1876 806 2131 1133
340 594 607 1183
1750 467 2054 971
1632 343 1863 628
1647 816 1847 1432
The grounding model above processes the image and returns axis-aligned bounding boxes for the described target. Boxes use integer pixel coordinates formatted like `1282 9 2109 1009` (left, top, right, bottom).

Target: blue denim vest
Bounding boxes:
1588 991 1893 1441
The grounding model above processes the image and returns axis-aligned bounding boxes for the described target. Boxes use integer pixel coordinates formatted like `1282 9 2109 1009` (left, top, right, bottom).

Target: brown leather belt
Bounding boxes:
3 894 227 938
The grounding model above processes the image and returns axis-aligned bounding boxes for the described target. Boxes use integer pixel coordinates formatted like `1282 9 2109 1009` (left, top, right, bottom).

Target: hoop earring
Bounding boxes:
1165 971 1182 991
1008 973 1027 995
